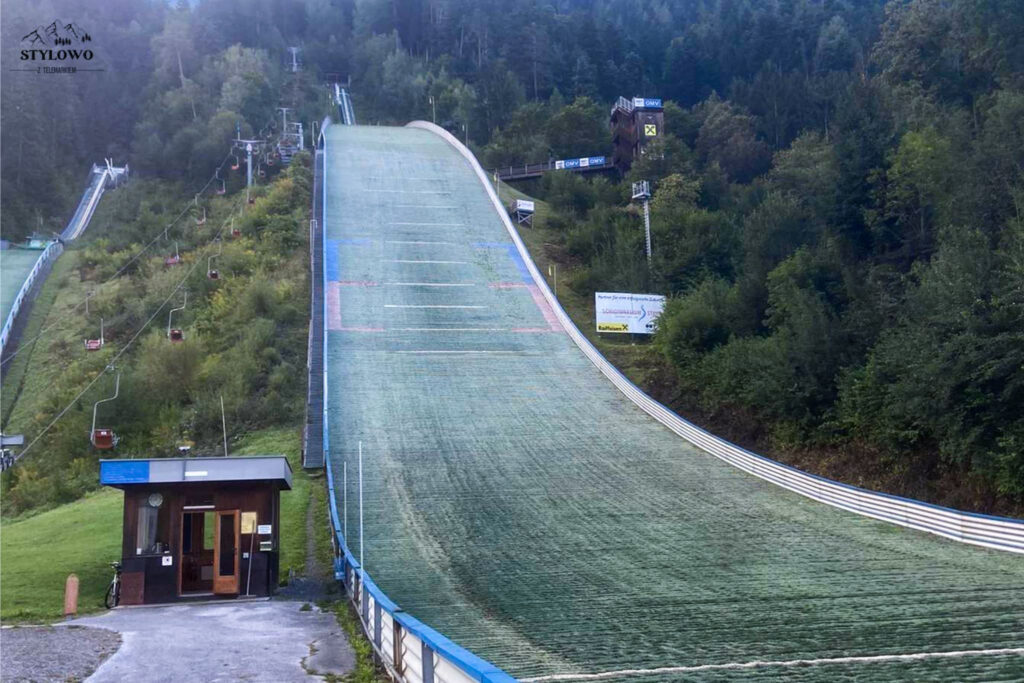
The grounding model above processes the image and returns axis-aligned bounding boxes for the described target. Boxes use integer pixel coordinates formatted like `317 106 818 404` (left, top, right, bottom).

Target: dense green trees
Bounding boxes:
3 0 1023 508
374 0 1022 508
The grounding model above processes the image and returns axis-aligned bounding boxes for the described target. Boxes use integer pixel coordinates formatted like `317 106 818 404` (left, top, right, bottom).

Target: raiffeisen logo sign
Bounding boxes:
17 20 101 74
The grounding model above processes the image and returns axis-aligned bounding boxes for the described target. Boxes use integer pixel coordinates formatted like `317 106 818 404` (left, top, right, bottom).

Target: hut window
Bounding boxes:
136 501 168 555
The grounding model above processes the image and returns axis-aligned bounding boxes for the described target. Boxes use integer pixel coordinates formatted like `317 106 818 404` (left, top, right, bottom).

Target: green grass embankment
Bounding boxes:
0 488 123 622
496 180 666 388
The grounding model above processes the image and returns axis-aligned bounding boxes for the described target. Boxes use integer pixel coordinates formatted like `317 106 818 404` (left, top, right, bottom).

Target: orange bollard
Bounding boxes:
64 573 79 619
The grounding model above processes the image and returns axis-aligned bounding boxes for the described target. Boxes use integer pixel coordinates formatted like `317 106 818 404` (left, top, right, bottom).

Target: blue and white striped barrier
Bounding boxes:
408 119 1024 556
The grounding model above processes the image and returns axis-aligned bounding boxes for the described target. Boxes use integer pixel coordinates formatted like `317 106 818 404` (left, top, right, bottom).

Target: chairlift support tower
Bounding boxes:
234 137 263 189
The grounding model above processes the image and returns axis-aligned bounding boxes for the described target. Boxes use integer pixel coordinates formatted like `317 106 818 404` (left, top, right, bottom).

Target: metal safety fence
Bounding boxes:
320 131 516 682
0 241 63 356
303 143 326 469
491 157 614 182
408 119 1024 556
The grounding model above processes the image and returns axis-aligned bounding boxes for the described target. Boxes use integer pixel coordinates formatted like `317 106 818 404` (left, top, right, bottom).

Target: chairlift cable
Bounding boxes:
0 127 277 370
11 202 241 465
0 109 280 366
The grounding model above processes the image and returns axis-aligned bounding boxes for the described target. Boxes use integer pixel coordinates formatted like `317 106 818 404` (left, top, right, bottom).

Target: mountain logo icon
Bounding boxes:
21 20 92 47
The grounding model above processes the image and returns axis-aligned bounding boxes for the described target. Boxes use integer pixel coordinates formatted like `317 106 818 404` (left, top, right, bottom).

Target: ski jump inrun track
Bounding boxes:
320 121 1024 682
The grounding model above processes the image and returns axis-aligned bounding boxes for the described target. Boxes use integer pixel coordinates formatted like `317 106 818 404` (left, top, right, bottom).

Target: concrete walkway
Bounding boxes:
72 600 354 682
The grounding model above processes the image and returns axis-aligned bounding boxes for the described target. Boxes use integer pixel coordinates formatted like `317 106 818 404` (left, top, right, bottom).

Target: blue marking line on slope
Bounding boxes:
338 238 372 245
474 242 531 283
326 239 341 281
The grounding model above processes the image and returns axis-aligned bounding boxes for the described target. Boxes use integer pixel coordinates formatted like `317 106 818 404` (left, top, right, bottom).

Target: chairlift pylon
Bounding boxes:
84 318 104 351
90 372 121 450
167 291 188 342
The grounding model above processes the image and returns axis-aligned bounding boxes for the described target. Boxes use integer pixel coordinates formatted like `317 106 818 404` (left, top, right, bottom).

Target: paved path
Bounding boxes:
72 600 354 682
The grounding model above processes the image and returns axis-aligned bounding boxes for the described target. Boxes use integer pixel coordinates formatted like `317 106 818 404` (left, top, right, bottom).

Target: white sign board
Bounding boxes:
595 292 666 334
257 524 273 535
514 199 535 213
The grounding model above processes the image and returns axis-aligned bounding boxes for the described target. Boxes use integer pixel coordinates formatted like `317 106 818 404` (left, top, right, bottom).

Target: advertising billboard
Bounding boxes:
554 156 606 170
633 97 663 109
595 292 666 334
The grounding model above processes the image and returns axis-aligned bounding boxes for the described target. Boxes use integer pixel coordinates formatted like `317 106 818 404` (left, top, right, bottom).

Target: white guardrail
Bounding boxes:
407 119 1024 556
0 241 63 357
320 132 516 683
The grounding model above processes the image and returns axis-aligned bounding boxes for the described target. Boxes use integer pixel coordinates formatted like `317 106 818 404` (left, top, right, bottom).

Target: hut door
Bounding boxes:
213 510 240 594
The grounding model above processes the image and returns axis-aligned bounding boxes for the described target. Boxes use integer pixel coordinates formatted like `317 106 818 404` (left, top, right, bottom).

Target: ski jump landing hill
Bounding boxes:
1 161 126 357
319 121 1024 682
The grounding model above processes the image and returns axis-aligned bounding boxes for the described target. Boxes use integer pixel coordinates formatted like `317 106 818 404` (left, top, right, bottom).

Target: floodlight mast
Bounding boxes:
632 180 653 265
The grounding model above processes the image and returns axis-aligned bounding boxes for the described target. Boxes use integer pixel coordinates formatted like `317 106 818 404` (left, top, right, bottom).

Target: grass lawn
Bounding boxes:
0 488 123 622
0 425 314 623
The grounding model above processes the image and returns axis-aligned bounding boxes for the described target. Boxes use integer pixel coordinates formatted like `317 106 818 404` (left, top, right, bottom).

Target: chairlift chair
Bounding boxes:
168 291 187 342
207 240 222 280
92 429 117 449
165 242 181 266
195 207 206 226
90 373 121 450
216 179 226 195
230 219 241 238
230 155 240 171
84 318 105 351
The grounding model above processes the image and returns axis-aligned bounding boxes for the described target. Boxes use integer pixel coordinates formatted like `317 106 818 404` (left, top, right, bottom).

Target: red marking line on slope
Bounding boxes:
327 281 383 332
526 284 562 331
